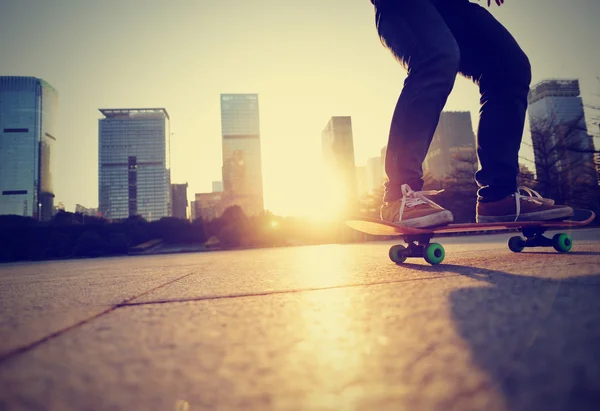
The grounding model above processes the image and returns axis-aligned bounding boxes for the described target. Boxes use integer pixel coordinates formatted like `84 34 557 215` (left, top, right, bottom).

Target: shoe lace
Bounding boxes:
514 186 544 222
398 184 445 222
518 186 553 204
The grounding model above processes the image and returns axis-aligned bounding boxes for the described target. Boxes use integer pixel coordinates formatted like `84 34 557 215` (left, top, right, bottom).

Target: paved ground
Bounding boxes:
1 228 599 411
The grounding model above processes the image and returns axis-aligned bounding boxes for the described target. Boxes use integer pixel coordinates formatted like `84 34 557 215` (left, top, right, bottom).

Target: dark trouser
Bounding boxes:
375 0 531 202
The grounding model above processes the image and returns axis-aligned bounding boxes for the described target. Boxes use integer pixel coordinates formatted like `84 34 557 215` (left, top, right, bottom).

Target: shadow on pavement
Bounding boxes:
515 251 600 256
419 263 600 411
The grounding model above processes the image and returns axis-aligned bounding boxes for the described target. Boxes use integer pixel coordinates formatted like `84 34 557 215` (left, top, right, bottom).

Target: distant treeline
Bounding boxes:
0 206 351 263
4 179 597 263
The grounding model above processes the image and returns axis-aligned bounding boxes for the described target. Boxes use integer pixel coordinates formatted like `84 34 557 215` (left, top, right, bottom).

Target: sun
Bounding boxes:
264 161 347 220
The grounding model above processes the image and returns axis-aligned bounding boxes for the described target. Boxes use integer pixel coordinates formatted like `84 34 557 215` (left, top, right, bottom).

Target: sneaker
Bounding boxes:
380 184 454 228
476 190 573 223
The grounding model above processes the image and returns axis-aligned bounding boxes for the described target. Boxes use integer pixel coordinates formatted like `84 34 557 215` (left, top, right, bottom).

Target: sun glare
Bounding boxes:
265 161 347 221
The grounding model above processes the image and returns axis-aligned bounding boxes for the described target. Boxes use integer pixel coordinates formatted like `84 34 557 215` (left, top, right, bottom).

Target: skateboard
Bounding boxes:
345 209 595 265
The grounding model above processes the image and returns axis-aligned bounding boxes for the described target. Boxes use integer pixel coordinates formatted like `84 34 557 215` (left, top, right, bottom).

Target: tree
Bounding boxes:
216 205 251 248
583 76 600 139
51 210 81 226
107 232 129 255
73 230 106 258
357 185 385 219
529 114 599 212
517 163 536 188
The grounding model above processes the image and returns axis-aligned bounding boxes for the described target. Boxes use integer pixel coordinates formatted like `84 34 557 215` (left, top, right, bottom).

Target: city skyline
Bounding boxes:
1 0 599 217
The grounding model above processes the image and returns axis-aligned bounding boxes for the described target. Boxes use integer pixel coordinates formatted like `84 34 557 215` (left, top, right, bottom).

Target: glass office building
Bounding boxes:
220 94 264 216
98 108 171 221
0 76 58 220
170 182 188 219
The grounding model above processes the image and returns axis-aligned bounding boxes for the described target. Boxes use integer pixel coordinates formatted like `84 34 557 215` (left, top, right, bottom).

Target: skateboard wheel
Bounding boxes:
508 236 525 253
552 233 572 253
424 243 444 265
389 244 407 264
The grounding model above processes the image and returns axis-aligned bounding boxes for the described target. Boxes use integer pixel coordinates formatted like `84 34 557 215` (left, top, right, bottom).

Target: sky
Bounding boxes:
1 0 599 217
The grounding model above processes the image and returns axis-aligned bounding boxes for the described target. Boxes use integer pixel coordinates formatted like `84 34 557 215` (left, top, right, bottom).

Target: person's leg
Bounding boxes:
373 0 456 227
432 0 572 221
374 0 460 202
430 0 529 201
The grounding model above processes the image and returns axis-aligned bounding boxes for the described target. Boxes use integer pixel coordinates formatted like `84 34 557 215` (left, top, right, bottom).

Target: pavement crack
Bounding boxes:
118 273 461 307
0 270 198 364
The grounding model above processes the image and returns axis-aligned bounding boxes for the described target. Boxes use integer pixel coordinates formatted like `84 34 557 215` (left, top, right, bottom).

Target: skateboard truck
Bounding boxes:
509 227 572 253
389 234 445 265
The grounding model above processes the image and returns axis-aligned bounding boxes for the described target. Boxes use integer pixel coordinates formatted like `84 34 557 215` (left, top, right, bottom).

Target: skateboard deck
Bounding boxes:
346 209 595 265
346 209 595 236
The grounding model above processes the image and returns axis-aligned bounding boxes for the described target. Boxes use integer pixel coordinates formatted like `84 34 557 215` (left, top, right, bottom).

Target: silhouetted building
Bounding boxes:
518 164 536 186
171 183 188 219
366 156 384 194
528 79 597 188
220 94 264 216
322 116 357 211
75 204 99 216
98 108 171 221
0 76 58 220
212 181 223 193
356 166 368 197
422 111 477 181
193 192 223 221
190 201 197 221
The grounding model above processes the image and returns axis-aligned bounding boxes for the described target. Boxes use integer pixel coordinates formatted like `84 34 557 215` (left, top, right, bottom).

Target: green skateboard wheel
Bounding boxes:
424 243 444 265
552 233 572 253
508 236 526 253
389 244 407 264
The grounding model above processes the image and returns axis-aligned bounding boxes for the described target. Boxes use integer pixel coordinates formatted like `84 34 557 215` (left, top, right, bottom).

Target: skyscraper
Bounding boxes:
98 108 171 221
0 76 58 220
366 156 384 194
422 111 477 181
322 116 358 211
220 94 264 216
356 166 367 197
528 79 597 189
171 183 188 219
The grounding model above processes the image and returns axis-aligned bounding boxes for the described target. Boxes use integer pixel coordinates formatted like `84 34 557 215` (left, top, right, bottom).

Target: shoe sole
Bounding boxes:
401 210 454 229
476 206 574 223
